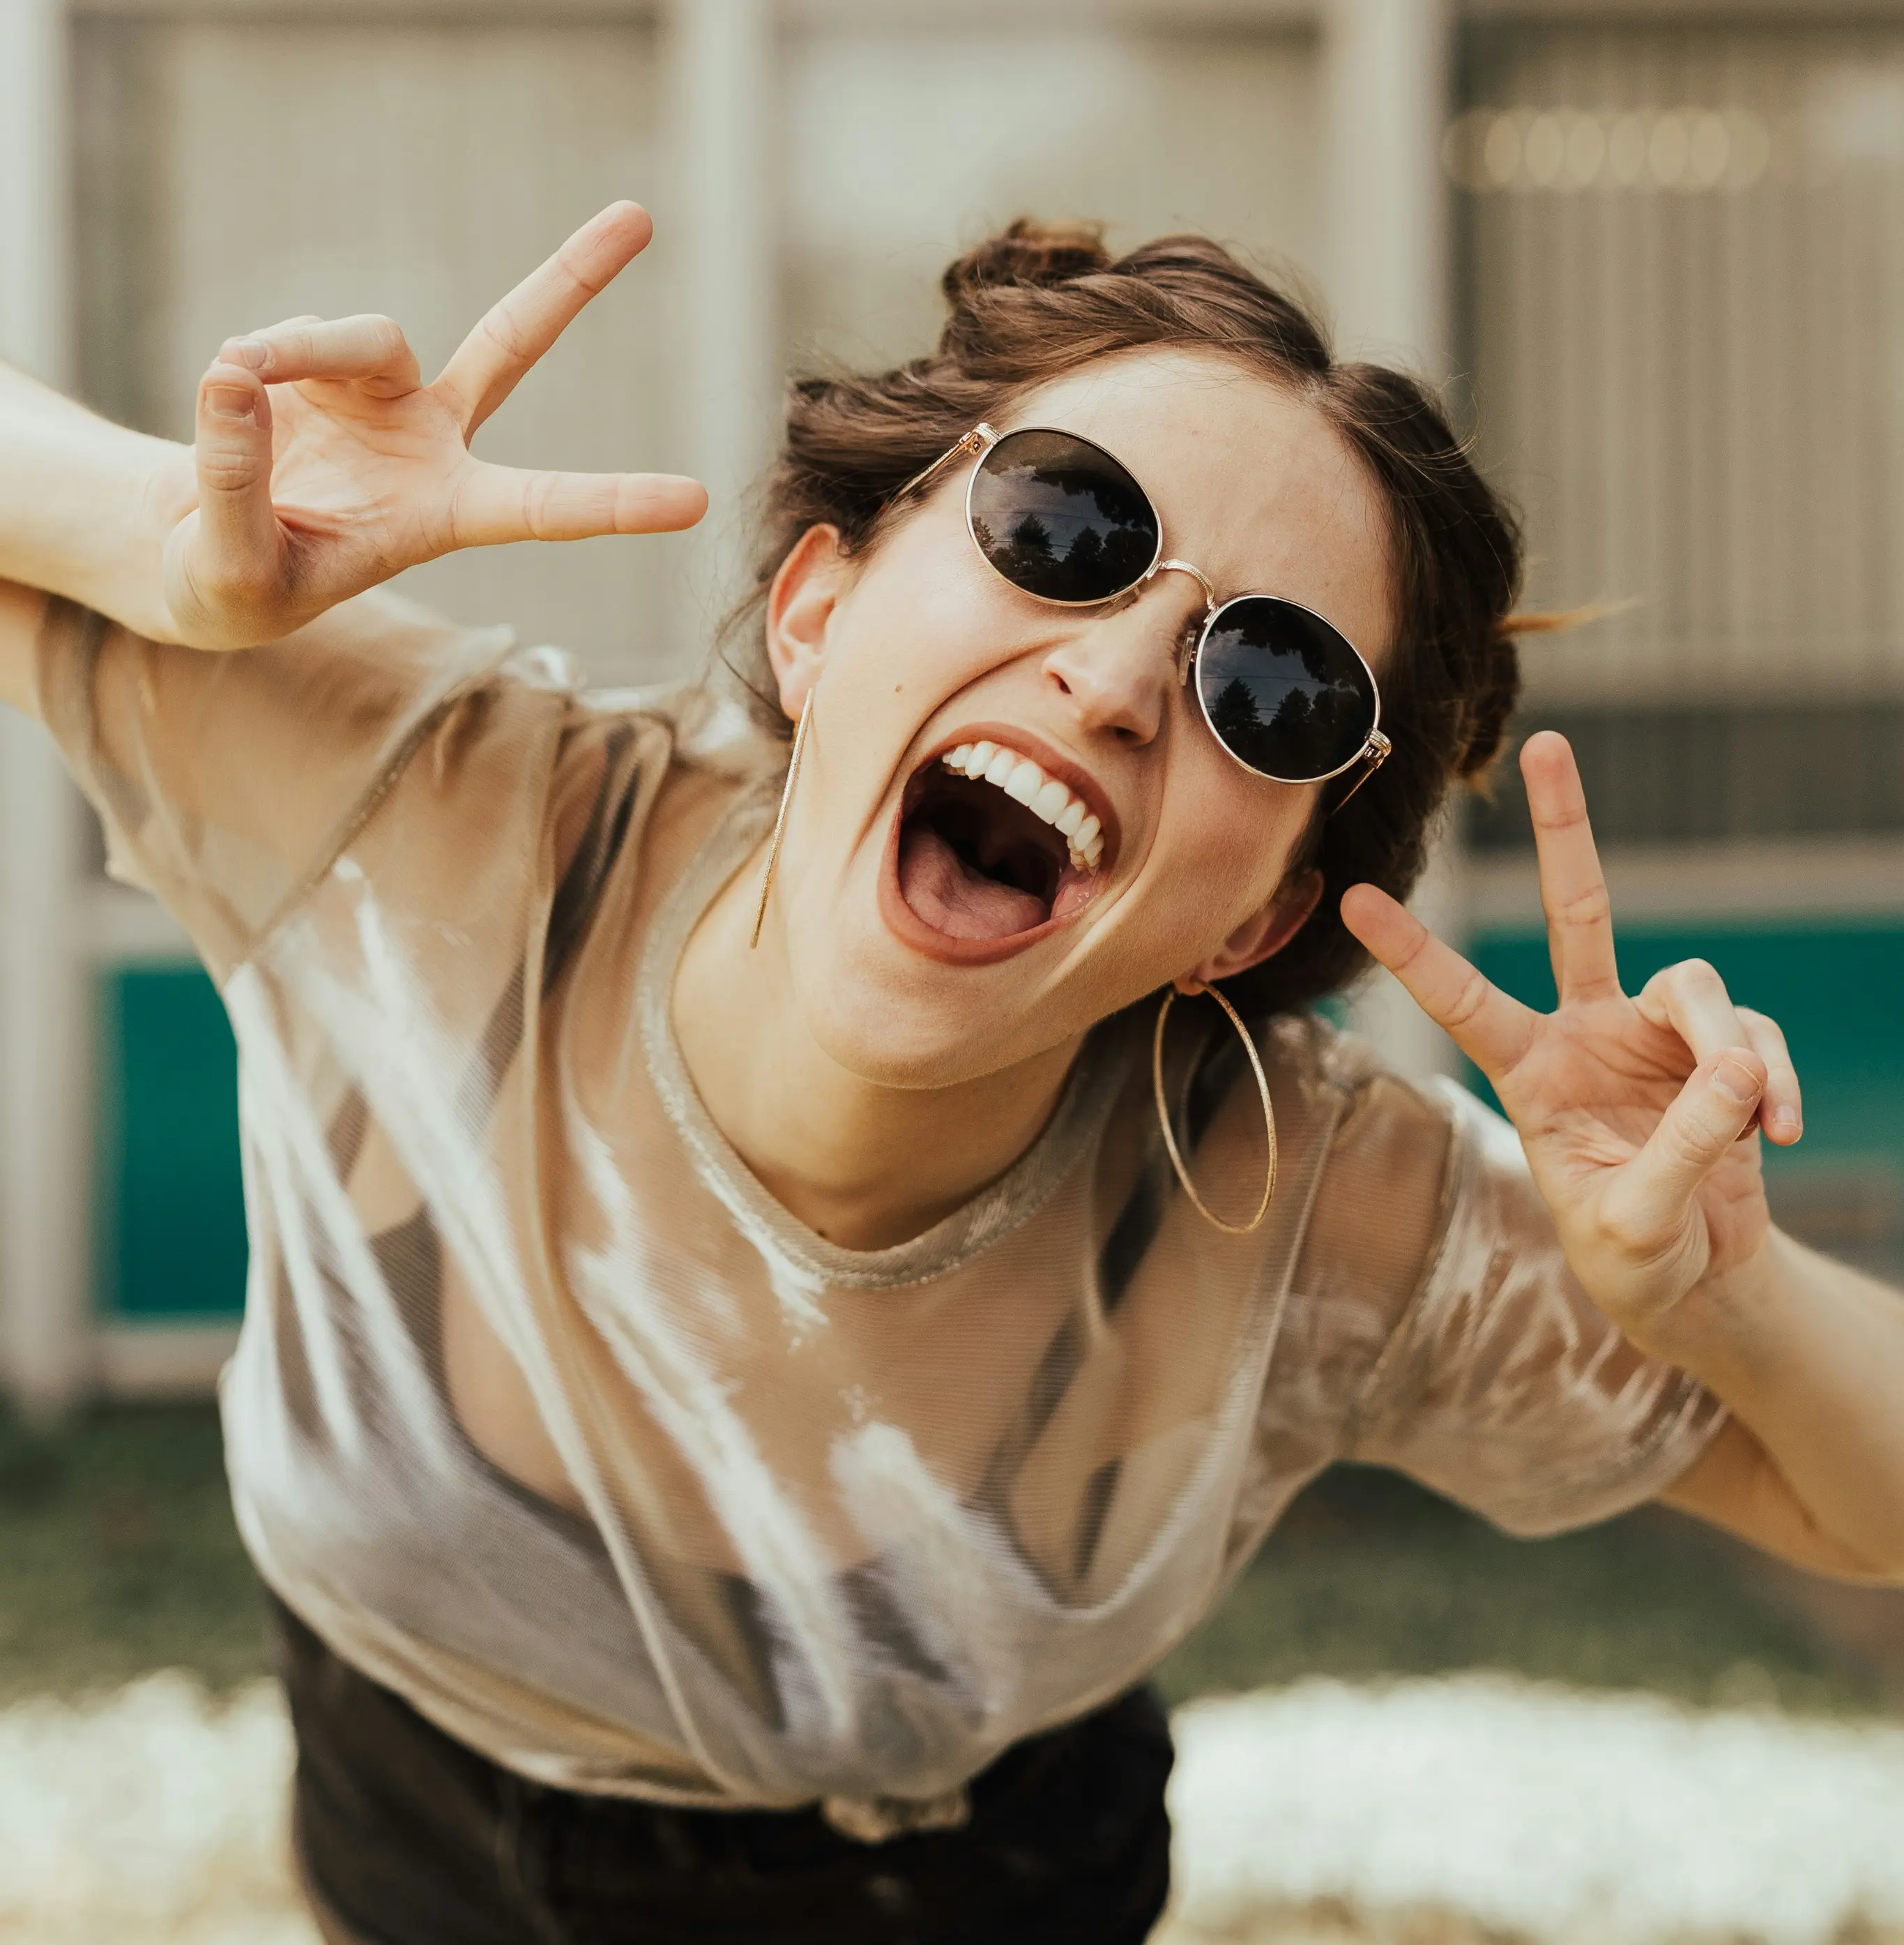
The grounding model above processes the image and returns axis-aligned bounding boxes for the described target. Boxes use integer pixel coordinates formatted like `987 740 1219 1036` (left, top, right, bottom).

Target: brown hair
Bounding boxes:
726 219 1525 1020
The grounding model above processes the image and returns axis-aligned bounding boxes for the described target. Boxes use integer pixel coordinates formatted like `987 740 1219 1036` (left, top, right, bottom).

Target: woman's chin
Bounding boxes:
797 973 1030 1091
786 903 1053 1092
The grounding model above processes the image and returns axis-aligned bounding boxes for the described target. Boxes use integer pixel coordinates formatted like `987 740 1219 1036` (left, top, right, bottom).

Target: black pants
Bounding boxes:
273 1596 1175 1944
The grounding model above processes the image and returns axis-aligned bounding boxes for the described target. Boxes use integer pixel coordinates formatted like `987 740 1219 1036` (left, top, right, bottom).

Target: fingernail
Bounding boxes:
224 337 271 373
1714 1057 1761 1104
207 386 254 422
1774 1104 1802 1136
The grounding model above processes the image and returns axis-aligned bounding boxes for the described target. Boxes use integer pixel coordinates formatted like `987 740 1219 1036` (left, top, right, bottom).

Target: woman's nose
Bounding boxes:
1039 587 1198 746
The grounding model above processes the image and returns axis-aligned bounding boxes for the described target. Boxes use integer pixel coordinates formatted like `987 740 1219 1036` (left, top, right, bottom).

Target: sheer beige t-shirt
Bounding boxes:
36 592 1725 1828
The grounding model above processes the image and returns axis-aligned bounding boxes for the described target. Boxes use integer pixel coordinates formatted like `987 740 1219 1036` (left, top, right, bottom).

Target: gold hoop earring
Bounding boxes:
749 694 815 951
1151 983 1277 1235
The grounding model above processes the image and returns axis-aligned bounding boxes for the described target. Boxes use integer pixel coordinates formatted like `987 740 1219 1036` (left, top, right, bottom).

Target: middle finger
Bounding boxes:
434 201 654 438
1522 731 1622 1003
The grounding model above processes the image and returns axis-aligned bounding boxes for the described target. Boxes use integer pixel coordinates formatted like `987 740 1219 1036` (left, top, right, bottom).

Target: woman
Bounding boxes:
1 203 1900 1944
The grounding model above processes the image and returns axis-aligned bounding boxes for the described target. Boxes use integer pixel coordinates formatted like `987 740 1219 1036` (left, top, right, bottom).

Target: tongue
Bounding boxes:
899 824 1049 940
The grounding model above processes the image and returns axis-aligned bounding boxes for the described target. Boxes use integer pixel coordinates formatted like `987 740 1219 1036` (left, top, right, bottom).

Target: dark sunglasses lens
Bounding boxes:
968 429 1159 604
1196 598 1376 781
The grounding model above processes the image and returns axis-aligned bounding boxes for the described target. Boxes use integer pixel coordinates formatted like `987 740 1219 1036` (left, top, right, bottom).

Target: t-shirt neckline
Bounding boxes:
636 779 1133 1294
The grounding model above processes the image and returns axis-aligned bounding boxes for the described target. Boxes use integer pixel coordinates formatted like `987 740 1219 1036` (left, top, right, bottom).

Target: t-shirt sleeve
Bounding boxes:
1343 1078 1729 1536
35 590 515 978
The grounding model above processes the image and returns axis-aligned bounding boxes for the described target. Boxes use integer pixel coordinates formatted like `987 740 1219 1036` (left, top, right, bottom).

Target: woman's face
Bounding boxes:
763 347 1396 1088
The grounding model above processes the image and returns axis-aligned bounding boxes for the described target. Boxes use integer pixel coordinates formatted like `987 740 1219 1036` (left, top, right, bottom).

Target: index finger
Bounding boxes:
433 202 654 438
1340 883 1540 1081
448 461 707 549
1522 731 1622 1004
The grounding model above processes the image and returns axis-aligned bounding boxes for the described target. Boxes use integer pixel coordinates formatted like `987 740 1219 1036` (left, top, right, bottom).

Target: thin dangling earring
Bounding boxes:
1151 982 1278 1235
749 694 815 950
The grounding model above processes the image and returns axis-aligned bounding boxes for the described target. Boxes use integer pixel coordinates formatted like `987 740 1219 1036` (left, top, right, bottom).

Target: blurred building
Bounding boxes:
1 0 1900 1412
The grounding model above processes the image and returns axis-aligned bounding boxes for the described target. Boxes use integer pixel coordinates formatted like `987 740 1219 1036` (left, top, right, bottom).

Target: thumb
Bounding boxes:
1607 1051 1766 1247
180 355 286 635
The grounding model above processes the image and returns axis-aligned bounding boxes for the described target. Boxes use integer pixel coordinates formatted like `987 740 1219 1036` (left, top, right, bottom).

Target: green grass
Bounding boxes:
0 1403 271 1704
0 1407 1887 1716
1154 1466 1884 1714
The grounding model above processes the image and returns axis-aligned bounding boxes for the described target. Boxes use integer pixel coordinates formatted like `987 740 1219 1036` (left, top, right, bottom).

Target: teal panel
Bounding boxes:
97 967 247 1320
87 929 1901 1319
1466 922 1904 1191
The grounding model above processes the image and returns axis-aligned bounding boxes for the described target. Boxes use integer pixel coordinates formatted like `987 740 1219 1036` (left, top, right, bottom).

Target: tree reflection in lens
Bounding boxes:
1196 598 1375 780
969 430 1159 603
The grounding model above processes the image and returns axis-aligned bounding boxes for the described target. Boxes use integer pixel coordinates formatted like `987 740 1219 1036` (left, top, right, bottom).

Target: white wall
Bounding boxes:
781 17 1323 373
1464 20 1904 710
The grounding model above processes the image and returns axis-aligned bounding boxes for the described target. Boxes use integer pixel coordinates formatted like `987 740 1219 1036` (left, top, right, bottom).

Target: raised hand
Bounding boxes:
161 201 706 651
1341 732 1802 1356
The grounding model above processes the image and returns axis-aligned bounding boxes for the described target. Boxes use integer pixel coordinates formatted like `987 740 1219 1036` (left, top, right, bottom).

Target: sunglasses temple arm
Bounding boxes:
894 423 999 504
1327 730 1393 816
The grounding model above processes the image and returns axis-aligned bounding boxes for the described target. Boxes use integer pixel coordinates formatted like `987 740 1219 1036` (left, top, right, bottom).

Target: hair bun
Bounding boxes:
941 218 1111 308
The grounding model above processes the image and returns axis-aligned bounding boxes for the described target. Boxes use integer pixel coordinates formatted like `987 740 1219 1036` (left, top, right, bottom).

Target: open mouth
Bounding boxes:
894 737 1110 947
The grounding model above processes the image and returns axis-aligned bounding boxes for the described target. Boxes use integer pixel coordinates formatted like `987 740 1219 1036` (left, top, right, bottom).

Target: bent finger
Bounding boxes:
1739 1007 1804 1145
434 202 654 438
1636 962 1802 1147
448 463 707 549
238 313 323 347
1339 883 1540 1080
1522 731 1622 1002
1603 1051 1767 1251
221 314 422 396
1635 958 1749 1067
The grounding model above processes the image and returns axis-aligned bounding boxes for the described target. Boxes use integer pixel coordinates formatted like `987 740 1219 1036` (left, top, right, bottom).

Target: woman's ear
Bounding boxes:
1175 870 1323 994
766 525 850 721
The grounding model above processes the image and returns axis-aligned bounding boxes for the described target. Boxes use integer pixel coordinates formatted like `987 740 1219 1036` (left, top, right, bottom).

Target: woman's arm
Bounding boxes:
1659 1240 1904 1580
0 358 190 633
0 201 703 687
1343 733 1904 1585
0 364 191 708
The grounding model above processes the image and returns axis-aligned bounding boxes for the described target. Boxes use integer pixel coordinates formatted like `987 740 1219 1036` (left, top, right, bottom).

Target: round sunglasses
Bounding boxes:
898 424 1392 802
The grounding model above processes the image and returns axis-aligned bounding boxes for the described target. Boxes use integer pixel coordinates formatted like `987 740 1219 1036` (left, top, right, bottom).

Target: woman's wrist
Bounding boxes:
0 363 192 641
1624 1226 1797 1384
1650 1228 1904 1580
126 433 197 640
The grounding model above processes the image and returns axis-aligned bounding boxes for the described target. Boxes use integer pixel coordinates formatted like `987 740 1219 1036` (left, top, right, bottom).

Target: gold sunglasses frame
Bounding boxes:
899 422 1392 808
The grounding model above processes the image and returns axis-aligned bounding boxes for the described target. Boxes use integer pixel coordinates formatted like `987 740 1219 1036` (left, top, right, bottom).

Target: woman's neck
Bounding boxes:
670 852 1079 1251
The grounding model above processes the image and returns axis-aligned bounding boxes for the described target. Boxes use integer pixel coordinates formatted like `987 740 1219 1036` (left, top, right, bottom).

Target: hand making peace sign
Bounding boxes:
159 202 705 652
1342 731 1802 1359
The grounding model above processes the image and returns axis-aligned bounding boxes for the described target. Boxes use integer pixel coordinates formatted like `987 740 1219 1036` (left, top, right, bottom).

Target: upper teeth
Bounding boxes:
939 742 1104 871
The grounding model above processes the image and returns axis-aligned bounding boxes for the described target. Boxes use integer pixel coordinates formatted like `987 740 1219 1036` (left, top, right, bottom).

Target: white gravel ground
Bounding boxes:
3 1672 1903 1945
0 1675 314 1945
1163 1677 1904 1944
